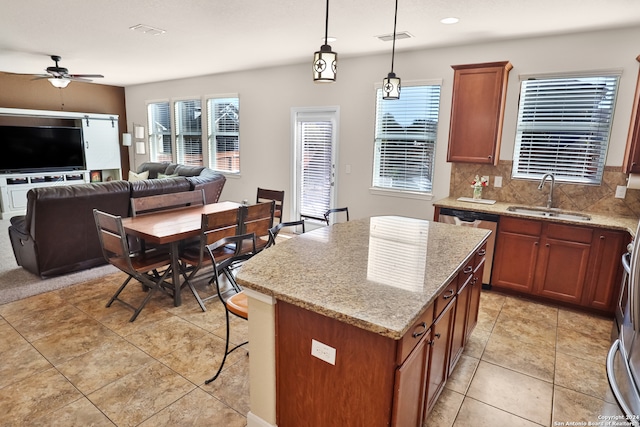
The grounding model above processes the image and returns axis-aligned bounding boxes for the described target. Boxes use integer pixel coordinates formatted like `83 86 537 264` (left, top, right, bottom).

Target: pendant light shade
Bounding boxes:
313 0 337 82
382 0 401 99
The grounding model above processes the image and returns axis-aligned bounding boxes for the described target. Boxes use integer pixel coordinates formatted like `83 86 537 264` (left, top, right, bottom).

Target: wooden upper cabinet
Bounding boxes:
447 61 513 165
623 55 640 174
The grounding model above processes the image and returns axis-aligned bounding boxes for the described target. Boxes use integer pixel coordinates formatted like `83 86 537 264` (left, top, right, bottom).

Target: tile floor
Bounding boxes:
0 272 624 426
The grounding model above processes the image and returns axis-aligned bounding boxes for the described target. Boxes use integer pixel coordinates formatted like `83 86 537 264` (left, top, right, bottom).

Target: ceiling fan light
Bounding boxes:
48 77 71 88
383 72 401 100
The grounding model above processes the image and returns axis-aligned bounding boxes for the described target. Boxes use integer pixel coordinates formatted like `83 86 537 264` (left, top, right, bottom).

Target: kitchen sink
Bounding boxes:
506 206 591 221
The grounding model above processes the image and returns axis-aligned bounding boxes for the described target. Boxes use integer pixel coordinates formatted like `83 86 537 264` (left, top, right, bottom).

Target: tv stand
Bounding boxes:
0 171 90 219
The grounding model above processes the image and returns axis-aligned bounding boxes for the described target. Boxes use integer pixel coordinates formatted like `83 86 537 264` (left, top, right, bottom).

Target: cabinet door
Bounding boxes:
425 300 455 414
534 224 592 304
492 230 539 293
391 335 430 427
83 117 121 170
466 257 485 341
447 61 512 165
450 268 472 372
583 230 628 313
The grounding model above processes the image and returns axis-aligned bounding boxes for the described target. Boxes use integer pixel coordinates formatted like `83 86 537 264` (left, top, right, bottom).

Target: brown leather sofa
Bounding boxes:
8 162 226 278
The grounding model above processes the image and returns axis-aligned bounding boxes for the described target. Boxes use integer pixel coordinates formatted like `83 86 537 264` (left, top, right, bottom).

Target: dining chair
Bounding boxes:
241 201 275 252
178 207 243 311
93 209 173 322
256 188 284 224
266 220 306 248
324 207 349 225
203 232 256 384
131 189 206 217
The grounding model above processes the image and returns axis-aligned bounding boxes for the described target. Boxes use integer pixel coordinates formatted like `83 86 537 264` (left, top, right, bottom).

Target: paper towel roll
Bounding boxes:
628 173 640 189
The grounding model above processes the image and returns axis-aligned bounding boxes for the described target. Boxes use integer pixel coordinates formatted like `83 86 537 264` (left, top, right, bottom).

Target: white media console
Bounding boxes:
0 108 122 220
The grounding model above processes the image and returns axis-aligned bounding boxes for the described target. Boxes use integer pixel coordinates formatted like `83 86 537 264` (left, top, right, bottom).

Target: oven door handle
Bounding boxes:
623 252 631 275
607 339 640 427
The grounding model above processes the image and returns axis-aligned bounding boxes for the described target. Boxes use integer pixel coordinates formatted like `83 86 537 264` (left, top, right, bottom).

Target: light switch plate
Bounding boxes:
494 176 503 188
311 339 336 365
615 185 627 199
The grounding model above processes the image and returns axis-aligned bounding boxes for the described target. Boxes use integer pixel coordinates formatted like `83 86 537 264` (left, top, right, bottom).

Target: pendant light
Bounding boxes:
382 0 401 99
313 0 337 82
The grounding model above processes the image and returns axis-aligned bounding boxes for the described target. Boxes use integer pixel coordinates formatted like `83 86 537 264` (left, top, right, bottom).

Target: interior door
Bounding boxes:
292 108 338 223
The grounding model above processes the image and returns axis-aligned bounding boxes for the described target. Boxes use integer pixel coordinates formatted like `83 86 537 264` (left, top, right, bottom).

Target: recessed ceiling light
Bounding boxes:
129 24 167 36
376 31 413 42
440 17 459 25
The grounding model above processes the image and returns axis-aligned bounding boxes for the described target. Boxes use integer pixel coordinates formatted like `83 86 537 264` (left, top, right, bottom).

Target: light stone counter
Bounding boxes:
434 197 639 237
236 215 490 340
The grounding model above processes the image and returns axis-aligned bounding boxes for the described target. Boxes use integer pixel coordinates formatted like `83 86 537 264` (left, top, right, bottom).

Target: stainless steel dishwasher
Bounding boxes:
438 207 499 287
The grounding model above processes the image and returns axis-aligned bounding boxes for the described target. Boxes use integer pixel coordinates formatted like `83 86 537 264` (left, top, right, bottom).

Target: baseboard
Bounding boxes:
247 411 277 427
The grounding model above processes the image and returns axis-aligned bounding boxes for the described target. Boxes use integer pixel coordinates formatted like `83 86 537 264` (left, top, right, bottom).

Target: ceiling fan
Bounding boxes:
34 55 104 88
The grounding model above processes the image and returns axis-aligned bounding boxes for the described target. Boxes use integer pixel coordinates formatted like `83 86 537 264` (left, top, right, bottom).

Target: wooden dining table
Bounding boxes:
121 200 242 307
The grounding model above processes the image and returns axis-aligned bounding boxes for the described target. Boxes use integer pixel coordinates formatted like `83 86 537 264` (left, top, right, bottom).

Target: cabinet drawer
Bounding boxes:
396 303 434 364
500 216 542 236
458 260 474 290
545 223 592 244
434 280 457 320
475 242 488 266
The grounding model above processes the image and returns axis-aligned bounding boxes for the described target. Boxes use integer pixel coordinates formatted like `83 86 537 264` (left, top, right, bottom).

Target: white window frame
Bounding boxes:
206 94 240 174
174 98 203 167
512 71 621 185
370 79 442 199
147 100 173 163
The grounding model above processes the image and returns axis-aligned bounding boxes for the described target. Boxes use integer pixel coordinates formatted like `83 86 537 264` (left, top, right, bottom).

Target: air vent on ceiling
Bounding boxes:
376 31 413 42
129 24 167 36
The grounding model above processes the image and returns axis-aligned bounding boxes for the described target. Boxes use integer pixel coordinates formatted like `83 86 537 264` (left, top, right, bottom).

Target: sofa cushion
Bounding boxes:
129 176 192 199
172 164 206 177
128 170 149 181
158 172 179 179
137 162 170 179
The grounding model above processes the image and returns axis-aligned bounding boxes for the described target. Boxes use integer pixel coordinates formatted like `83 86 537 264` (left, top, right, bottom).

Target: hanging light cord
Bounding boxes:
390 0 398 73
324 0 330 46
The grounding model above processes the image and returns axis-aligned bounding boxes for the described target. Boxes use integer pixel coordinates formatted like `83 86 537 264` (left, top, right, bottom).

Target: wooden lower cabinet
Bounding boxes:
391 333 430 427
492 216 627 314
467 254 485 339
426 300 455 413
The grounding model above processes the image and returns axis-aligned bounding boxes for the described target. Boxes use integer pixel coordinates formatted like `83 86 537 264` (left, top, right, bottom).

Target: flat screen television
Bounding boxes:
0 125 86 173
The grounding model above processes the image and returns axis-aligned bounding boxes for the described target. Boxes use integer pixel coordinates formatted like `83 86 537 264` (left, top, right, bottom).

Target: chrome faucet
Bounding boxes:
538 173 555 209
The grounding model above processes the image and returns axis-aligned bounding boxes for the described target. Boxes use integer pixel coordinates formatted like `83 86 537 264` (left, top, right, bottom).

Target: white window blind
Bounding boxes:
299 119 333 221
147 102 172 163
207 97 240 173
175 99 203 166
512 75 619 184
373 84 441 193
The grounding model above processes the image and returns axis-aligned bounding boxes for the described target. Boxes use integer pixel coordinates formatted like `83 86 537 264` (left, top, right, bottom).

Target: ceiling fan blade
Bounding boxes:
68 76 93 82
31 74 51 80
69 74 104 79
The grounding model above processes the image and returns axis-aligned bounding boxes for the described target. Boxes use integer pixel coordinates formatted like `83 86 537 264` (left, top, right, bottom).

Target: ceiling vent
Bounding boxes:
376 31 413 42
129 24 166 36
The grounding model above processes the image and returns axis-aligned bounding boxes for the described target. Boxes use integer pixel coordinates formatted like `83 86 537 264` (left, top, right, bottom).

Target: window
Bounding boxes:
148 102 172 162
175 99 202 166
512 74 620 184
373 84 441 194
207 97 240 173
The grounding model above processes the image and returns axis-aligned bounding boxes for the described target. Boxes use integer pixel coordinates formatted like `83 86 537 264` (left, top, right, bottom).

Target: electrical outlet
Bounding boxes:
311 339 336 365
615 185 627 199
494 176 503 188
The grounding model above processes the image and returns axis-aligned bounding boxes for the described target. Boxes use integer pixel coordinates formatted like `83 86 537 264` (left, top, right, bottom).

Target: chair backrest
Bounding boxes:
202 207 243 246
267 220 306 248
93 209 133 271
241 201 275 249
257 188 284 223
324 207 349 225
131 189 206 217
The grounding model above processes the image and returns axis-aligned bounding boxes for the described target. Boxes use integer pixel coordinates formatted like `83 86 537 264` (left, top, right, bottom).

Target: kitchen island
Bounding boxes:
237 216 490 427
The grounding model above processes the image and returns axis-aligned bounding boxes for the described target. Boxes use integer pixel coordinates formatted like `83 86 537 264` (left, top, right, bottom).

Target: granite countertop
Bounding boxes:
236 216 490 340
434 197 639 236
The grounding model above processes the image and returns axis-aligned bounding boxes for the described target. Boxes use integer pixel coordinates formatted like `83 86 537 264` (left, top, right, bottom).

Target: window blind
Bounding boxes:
373 84 441 193
512 75 619 184
207 97 240 173
299 120 333 221
147 102 173 163
175 100 203 167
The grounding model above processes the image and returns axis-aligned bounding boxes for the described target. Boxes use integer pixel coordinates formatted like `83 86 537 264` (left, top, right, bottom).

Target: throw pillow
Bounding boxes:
158 172 179 179
128 170 149 181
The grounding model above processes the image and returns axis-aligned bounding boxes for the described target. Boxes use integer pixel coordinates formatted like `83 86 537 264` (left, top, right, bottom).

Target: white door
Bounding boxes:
292 108 339 223
82 117 120 170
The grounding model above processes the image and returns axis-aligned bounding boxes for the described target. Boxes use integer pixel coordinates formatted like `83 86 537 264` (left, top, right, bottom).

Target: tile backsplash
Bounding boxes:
450 161 640 218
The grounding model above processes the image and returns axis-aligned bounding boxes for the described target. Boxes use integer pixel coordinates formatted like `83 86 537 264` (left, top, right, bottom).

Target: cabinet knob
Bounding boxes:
546 243 550 247
600 235 605 240
435 332 441 339
478 249 486 256
488 155 493 160
534 242 539 246
412 322 428 338
428 340 435 347
443 289 455 299
464 266 473 274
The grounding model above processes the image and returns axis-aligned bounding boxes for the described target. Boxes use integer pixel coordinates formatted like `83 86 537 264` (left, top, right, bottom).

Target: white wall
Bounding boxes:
124 26 640 222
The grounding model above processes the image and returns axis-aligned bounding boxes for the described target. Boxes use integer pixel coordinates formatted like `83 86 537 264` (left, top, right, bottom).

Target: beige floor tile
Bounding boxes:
492 312 557 350
29 397 116 427
467 361 553 426
88 361 196 427
0 291 67 322
554 352 615 404
55 273 123 306
203 354 250 415
556 326 610 364
475 306 500 332
463 326 490 359
0 367 82 424
479 290 506 312
56 338 155 394
425 388 464 427
453 397 546 427
446 354 480 394
558 308 613 342
501 296 559 327
9 304 93 343
552 385 623 425
0 320 27 352
0 339 52 389
482 332 555 382
139 388 247 427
